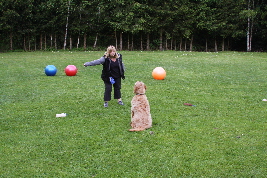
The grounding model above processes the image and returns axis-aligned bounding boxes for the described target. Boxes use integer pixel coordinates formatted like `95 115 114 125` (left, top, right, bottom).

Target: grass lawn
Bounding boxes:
0 50 267 177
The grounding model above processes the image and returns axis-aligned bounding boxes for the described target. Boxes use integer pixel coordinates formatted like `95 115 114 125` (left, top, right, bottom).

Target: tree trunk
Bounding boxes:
140 33 143 51
69 36 72 50
93 33 98 48
170 34 173 50
44 34 47 50
120 32 122 50
54 34 57 50
28 34 31 51
190 35 193 51
127 33 130 51
64 0 71 50
247 16 252 52
115 31 117 49
227 38 230 51
179 38 182 51
222 38 225 51
24 35 26 51
165 37 168 50
247 0 253 52
214 39 218 52
35 36 37 51
131 34 133 51
159 28 163 51
83 33 87 50
10 32 13 51
50 34 53 48
77 36 80 49
40 34 42 50
184 39 187 51
205 38 208 52
146 34 150 51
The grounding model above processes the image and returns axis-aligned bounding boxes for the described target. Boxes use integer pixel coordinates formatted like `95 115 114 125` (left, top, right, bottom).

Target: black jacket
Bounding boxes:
84 53 125 82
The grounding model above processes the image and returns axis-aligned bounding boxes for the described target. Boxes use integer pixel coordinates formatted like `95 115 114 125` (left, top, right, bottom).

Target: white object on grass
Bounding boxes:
56 113 67 117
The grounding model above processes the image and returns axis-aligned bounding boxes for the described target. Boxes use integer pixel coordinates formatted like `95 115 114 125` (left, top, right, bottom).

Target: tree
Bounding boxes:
0 0 267 51
63 0 71 50
0 1 20 50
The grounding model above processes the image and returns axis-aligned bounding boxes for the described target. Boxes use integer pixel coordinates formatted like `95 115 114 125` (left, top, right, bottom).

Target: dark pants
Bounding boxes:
104 78 121 101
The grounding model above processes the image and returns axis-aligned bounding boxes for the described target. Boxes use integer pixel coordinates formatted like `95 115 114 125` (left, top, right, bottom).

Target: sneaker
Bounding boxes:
118 101 124 105
104 102 108 107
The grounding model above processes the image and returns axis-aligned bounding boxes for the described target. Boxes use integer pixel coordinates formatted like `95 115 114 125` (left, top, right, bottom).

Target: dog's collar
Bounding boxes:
136 93 145 95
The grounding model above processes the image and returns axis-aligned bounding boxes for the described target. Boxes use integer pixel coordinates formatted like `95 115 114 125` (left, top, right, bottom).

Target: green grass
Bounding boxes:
1 51 267 177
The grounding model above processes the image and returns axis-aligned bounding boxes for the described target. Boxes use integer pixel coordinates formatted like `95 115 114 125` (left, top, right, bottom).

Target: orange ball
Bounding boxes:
152 67 166 80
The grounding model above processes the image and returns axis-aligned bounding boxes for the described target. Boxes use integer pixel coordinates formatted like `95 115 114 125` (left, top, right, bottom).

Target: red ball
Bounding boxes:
65 65 78 76
152 67 166 80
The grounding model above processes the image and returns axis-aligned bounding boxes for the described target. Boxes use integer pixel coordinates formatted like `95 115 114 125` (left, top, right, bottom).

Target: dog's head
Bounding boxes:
134 81 146 94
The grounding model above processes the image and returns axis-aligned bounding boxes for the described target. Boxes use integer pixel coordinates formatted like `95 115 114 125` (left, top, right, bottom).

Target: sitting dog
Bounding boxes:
129 81 152 131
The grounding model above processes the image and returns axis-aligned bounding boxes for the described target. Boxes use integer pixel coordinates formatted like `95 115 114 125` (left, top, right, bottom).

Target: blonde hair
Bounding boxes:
104 45 118 58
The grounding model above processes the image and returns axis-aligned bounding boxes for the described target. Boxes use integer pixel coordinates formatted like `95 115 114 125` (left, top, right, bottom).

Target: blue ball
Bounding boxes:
45 65 57 76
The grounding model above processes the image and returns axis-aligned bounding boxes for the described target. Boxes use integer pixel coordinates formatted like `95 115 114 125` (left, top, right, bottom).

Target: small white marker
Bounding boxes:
56 113 67 117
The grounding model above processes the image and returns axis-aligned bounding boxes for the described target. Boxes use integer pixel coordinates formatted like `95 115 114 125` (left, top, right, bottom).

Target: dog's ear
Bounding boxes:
134 83 138 94
144 83 147 90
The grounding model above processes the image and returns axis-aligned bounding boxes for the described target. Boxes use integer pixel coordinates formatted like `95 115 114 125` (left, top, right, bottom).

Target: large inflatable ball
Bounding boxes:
45 65 57 76
65 65 78 76
152 67 166 80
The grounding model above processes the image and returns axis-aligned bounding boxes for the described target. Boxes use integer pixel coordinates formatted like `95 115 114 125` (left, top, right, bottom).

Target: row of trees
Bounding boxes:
0 0 267 52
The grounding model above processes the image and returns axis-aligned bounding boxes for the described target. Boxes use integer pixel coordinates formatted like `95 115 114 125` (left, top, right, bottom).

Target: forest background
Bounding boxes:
0 0 267 52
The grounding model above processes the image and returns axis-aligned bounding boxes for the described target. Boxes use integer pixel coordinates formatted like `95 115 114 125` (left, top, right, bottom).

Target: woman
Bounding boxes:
84 45 125 107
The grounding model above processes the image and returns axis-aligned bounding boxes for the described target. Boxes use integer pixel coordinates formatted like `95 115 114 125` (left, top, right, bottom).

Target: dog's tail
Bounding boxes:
129 128 146 132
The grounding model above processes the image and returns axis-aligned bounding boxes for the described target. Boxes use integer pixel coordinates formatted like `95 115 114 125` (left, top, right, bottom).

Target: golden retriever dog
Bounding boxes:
129 81 152 131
